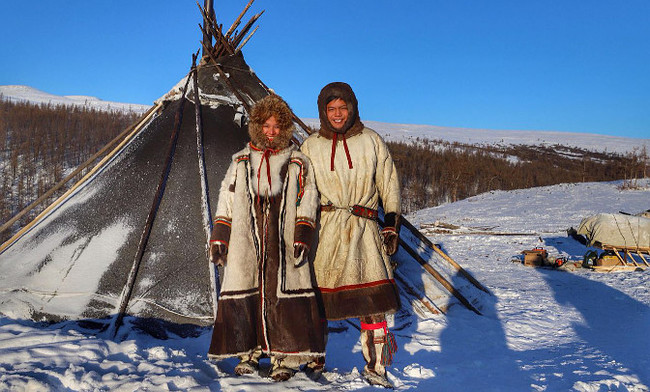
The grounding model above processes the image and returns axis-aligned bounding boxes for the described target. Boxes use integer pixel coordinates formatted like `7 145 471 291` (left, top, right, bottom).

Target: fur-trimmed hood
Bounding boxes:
248 94 295 149
317 82 365 139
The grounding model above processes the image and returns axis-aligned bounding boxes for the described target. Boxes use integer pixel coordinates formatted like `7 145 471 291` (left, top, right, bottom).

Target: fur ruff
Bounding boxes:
317 81 365 138
248 94 295 149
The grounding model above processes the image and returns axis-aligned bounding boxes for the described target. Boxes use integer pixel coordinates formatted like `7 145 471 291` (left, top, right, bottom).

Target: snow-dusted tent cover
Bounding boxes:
0 1 488 336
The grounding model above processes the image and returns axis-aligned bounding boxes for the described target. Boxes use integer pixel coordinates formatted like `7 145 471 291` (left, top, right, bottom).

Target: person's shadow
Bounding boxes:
414 270 531 391
538 236 650 387
387 239 531 390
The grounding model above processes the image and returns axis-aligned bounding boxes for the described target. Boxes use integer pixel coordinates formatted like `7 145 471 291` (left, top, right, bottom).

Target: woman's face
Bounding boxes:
262 116 281 143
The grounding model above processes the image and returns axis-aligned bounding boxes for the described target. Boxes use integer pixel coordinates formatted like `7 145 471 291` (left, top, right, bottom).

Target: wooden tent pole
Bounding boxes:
191 54 220 319
234 25 259 54
225 0 255 39
231 10 264 49
401 217 491 294
111 56 197 338
398 235 482 315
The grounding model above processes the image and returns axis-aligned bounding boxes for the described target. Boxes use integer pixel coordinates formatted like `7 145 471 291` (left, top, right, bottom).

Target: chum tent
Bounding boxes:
0 0 489 337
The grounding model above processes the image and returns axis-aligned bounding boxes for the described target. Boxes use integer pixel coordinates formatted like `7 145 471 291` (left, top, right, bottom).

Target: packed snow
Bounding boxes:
1 179 648 391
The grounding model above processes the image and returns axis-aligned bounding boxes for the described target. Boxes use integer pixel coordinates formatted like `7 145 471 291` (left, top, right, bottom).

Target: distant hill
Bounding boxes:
0 85 150 115
2 85 647 154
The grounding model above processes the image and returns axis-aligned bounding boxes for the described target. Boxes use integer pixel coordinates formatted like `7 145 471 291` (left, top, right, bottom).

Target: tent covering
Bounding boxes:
0 54 266 326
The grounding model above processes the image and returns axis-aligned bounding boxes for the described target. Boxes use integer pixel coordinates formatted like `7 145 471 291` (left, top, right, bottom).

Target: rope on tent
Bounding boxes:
110 54 198 339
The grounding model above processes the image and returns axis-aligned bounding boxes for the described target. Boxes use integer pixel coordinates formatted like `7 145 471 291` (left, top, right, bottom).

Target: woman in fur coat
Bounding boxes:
300 82 401 388
207 95 326 382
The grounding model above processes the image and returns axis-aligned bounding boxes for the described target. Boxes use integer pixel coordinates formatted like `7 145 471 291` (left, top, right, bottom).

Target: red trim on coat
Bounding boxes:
318 279 396 293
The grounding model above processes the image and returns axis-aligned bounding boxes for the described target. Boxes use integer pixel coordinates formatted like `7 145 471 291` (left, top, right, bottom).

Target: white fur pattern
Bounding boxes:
249 148 292 197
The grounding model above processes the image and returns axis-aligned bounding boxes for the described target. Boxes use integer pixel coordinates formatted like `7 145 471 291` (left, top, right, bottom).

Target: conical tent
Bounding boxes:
0 2 489 335
0 52 271 329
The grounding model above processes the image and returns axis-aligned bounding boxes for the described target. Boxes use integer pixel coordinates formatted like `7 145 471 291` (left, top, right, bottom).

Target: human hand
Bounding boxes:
293 242 310 267
381 228 399 256
210 242 228 266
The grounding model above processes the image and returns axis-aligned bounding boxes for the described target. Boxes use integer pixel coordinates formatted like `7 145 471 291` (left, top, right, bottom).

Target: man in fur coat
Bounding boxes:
207 95 326 382
300 82 401 388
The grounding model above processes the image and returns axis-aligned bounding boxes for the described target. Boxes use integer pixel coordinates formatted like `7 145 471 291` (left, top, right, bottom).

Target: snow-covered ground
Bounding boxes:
1 179 648 391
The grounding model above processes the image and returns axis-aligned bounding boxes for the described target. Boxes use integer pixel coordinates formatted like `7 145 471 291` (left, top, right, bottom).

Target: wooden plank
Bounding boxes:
398 235 481 315
401 217 491 294
637 251 650 267
394 269 443 316
611 246 641 268
592 265 646 273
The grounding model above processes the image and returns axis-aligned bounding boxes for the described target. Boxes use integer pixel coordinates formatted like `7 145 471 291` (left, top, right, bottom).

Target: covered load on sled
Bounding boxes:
577 213 650 248
577 212 650 271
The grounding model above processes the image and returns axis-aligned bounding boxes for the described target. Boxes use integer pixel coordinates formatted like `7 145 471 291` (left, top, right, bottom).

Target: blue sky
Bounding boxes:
1 1 648 139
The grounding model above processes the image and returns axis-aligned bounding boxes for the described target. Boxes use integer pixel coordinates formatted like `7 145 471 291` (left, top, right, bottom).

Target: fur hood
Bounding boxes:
248 94 295 149
317 82 365 139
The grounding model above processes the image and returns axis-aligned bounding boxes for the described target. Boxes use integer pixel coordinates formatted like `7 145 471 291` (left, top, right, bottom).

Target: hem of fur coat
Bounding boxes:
207 349 326 360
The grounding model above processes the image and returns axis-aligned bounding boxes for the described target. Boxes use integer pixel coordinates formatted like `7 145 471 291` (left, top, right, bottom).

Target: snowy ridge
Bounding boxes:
0 85 150 114
1 179 648 391
303 118 649 155
3 85 647 154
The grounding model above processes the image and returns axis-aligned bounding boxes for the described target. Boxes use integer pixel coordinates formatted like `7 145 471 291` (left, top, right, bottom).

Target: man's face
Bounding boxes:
262 115 280 143
326 98 349 131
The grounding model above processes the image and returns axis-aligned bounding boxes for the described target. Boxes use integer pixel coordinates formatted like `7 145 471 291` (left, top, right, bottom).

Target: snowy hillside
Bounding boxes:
1 179 648 391
302 119 649 155
0 85 150 114
3 85 647 154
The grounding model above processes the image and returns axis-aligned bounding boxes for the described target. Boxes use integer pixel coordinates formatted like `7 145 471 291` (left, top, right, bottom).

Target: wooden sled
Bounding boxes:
590 244 649 272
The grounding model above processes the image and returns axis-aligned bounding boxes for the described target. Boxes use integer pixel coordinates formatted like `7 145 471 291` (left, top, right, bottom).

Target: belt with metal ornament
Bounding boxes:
320 203 378 220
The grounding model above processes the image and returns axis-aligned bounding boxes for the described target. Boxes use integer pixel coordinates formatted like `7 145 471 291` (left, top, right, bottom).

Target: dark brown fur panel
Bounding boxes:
209 295 261 356
320 282 401 320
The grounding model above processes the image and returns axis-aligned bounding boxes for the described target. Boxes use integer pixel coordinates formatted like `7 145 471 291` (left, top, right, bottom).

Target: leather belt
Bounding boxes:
320 204 378 220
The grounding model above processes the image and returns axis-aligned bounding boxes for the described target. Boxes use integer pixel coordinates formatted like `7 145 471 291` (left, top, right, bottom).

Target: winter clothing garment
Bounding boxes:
207 142 326 360
208 95 325 361
300 82 402 321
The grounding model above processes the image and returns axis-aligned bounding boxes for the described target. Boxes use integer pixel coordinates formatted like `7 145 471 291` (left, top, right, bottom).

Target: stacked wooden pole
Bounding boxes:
197 0 263 60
